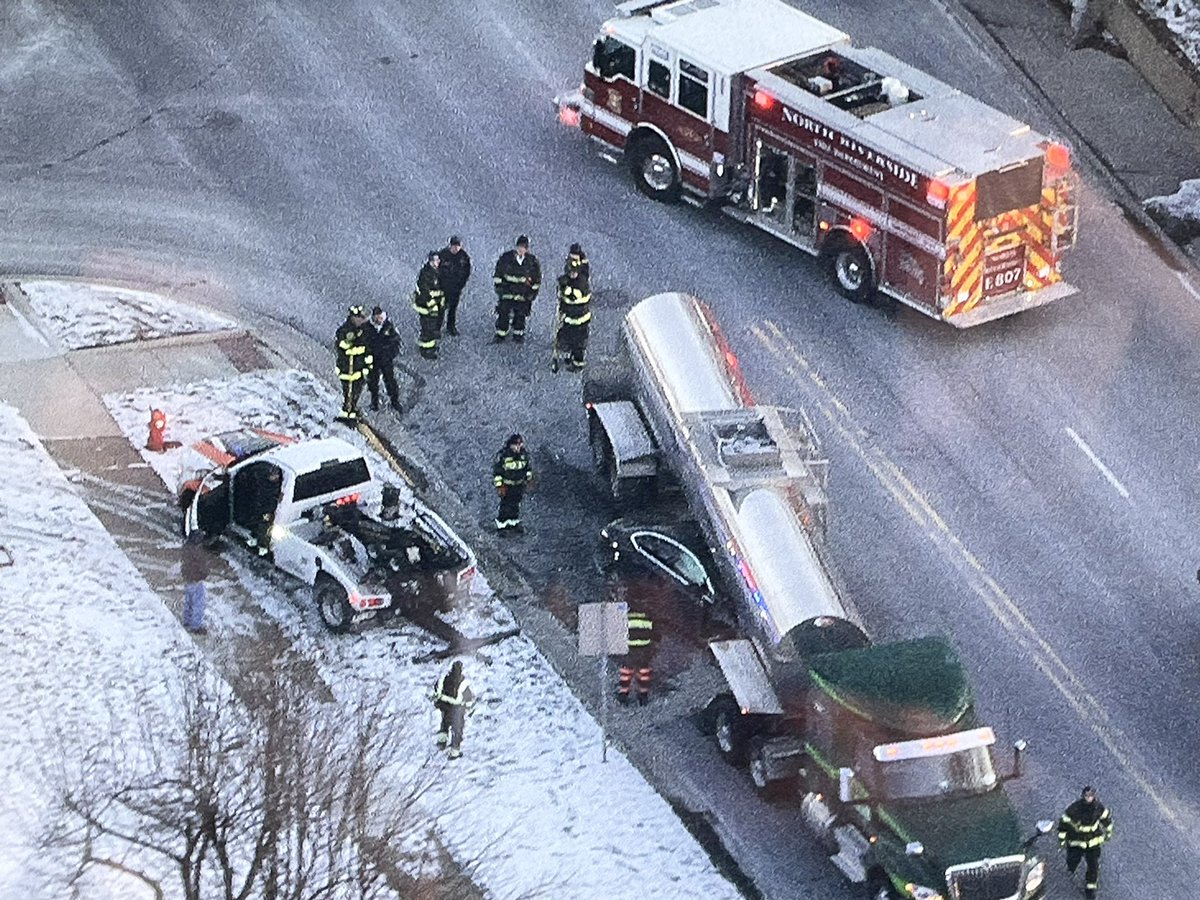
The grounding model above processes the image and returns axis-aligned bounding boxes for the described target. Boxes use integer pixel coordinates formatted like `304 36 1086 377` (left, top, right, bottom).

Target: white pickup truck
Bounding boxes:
178 429 476 632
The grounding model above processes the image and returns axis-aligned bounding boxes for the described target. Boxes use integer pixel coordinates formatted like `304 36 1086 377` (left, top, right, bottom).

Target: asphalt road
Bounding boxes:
3 1 1199 897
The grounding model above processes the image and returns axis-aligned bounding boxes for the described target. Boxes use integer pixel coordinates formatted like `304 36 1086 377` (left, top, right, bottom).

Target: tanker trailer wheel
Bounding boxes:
712 696 749 766
315 574 353 634
630 135 681 203
823 236 876 305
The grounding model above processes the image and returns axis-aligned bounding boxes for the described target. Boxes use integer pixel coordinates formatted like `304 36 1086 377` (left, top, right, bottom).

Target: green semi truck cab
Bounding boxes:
798 636 1051 900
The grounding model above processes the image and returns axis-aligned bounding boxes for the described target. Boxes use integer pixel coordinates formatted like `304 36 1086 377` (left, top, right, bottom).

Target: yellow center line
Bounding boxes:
753 320 1186 830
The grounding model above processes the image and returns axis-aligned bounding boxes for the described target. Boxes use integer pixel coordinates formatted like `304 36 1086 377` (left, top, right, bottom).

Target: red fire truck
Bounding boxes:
556 0 1079 327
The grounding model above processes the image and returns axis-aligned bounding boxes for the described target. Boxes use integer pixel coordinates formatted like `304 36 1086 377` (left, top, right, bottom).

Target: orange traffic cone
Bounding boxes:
146 408 167 452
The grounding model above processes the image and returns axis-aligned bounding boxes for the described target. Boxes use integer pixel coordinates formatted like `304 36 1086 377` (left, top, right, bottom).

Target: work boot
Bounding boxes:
509 522 524 534
637 692 649 706
512 333 525 344
1084 891 1096 900
448 326 459 336
390 400 403 412
448 746 462 760
616 691 630 705
492 334 506 344
370 399 380 411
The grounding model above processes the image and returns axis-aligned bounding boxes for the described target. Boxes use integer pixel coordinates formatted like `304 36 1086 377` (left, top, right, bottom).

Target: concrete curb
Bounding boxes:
932 0 1200 278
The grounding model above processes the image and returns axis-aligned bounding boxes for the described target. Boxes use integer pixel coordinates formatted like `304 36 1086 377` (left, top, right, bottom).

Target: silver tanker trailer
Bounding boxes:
582 293 1052 900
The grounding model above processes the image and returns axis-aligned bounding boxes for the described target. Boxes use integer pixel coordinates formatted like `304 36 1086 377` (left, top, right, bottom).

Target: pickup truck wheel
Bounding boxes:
713 699 748 766
315 575 353 634
824 238 876 305
631 135 681 203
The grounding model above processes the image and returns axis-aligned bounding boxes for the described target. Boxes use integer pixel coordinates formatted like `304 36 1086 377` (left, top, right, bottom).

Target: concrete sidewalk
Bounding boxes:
944 0 1200 263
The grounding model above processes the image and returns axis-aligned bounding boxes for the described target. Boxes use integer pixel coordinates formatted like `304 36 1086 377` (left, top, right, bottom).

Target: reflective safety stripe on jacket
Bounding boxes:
492 448 532 486
335 320 373 381
493 251 541 301
413 265 445 315
434 674 475 707
628 613 653 648
1058 802 1114 849
558 283 592 326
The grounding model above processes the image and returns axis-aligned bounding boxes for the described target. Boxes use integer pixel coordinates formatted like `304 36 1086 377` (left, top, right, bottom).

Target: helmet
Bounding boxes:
348 304 366 317
516 234 530 248
569 243 584 258
507 432 524 447
427 250 440 264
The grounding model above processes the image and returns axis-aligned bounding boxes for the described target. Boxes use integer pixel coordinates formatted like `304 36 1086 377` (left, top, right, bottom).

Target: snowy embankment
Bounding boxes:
1 274 741 898
103 369 742 900
1138 1 1200 230
1140 0 1200 68
0 403 195 897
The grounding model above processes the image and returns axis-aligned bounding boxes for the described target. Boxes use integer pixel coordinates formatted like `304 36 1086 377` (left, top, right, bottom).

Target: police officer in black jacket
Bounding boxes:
365 305 402 412
437 235 472 336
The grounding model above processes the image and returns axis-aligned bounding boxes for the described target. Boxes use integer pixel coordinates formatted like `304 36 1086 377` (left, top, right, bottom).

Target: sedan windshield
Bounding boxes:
872 747 998 800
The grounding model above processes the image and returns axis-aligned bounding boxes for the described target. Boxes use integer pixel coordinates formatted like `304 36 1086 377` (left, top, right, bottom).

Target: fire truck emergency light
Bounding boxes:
925 179 950 209
1045 142 1070 170
752 90 776 111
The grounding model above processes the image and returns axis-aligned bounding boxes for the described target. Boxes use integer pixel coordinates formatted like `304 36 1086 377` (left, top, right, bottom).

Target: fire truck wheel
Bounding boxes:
315 574 353 634
630 135 681 202
825 239 876 305
867 869 900 900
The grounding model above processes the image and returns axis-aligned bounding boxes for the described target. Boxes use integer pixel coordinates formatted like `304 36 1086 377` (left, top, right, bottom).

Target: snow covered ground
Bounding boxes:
1141 0 1200 67
97 370 741 899
0 278 741 897
0 403 197 897
16 279 238 350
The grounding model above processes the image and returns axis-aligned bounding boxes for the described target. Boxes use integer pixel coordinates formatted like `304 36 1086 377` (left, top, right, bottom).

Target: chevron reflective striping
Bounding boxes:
945 183 982 317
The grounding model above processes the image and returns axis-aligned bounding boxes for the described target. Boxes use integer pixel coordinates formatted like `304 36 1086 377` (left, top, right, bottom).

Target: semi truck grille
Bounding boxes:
946 855 1025 900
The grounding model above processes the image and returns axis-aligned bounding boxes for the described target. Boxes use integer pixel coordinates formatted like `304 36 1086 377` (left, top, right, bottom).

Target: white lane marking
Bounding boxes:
1065 426 1130 499
1178 271 1200 302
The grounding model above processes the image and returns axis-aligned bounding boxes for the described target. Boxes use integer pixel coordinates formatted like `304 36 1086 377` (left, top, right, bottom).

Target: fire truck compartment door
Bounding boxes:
591 401 659 480
710 638 784 715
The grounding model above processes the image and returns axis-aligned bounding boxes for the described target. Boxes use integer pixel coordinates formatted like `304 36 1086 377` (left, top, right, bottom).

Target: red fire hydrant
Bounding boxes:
146 408 168 452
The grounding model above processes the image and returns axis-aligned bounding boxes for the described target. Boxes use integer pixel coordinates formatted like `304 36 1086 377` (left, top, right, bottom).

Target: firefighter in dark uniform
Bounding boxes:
335 304 373 424
413 251 445 360
554 243 592 372
492 234 541 344
432 660 476 759
1058 785 1114 898
492 433 532 532
617 610 657 705
437 235 472 336
365 305 402 411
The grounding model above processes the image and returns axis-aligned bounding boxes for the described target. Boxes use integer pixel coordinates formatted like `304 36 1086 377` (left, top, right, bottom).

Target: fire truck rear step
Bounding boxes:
829 823 870 883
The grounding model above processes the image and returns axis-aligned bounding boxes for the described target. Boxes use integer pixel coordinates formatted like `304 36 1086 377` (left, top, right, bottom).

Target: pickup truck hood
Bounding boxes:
881 788 1024 869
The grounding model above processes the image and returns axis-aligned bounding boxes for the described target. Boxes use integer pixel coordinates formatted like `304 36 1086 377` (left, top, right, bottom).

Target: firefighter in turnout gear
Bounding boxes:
492 433 532 532
432 660 476 759
554 243 592 372
617 610 656 705
1058 785 1114 898
335 305 373 424
492 234 541 343
413 251 445 360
